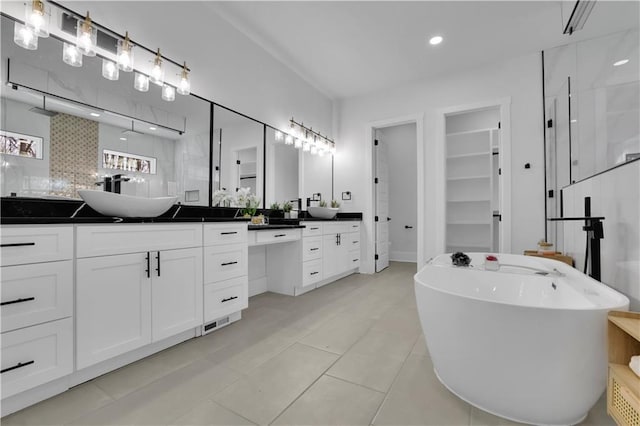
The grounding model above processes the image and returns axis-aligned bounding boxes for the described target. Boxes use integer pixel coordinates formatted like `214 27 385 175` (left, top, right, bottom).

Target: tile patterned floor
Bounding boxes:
2 262 614 425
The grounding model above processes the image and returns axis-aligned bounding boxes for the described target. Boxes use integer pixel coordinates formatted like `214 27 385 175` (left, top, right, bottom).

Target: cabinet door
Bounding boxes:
151 247 203 342
76 253 152 370
322 234 348 279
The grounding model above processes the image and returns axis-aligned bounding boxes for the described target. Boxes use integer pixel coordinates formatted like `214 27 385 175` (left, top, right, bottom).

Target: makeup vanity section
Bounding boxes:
0 204 361 416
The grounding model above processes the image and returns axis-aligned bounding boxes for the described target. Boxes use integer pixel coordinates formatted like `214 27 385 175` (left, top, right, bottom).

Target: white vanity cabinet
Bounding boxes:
300 222 324 293
202 223 248 333
75 224 203 369
0 225 74 399
321 221 361 284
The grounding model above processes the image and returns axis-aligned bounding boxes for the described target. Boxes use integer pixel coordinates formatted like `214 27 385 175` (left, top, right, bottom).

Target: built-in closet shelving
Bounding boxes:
445 110 500 253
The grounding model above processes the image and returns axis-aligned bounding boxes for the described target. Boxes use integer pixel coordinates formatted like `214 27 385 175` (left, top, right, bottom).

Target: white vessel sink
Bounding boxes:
308 206 339 219
78 190 177 218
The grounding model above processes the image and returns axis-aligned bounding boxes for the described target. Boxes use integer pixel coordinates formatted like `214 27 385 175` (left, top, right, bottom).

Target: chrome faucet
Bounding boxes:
112 174 130 194
95 174 130 194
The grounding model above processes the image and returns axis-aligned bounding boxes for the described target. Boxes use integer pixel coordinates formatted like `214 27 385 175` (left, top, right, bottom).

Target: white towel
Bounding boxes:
631 355 640 378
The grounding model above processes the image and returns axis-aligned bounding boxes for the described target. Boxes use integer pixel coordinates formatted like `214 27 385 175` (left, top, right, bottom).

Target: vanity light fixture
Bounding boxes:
150 49 165 86
177 62 190 95
76 12 97 56
13 22 38 50
117 31 134 72
90 112 100 117
274 130 284 142
149 126 157 131
119 136 127 141
134 72 149 92
102 59 119 81
161 84 175 102
294 138 303 149
429 35 443 45
284 134 294 145
613 59 629 67
25 0 50 38
62 42 82 67
288 117 336 155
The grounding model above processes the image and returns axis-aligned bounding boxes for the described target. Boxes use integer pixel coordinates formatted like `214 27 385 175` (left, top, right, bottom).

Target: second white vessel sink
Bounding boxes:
308 206 339 219
78 190 177 218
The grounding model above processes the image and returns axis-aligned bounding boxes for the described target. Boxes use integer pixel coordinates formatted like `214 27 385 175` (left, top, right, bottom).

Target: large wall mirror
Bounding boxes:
544 24 639 243
0 15 211 205
265 126 300 207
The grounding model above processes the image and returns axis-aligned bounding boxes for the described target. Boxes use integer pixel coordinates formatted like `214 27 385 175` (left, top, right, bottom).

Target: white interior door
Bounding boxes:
374 134 390 272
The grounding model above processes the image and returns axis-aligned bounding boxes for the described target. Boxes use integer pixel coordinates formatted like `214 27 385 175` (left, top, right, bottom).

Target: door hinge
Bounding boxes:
374 177 379 184
499 214 502 222
547 119 553 128
236 160 241 165
375 216 379 222
374 139 379 146
375 254 379 260
498 168 501 175
548 189 554 198
498 121 501 129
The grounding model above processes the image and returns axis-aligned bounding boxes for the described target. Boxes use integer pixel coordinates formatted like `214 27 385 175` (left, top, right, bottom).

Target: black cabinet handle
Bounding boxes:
221 261 238 266
338 234 341 245
1 297 35 306
405 225 413 229
310 227 319 230
1 242 36 248
353 241 359 244
221 296 238 303
352 225 358 228
274 234 286 238
156 252 161 277
310 271 319 276
1 360 34 374
310 247 319 251
145 252 150 278
220 231 238 235
353 259 359 262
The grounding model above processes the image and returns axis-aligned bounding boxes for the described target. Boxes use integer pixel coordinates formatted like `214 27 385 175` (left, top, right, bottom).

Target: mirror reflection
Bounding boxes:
0 15 211 205
302 150 333 205
214 105 264 204
265 127 299 208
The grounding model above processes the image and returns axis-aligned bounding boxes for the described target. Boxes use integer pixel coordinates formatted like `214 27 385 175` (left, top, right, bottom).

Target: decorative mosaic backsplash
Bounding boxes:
49 113 98 198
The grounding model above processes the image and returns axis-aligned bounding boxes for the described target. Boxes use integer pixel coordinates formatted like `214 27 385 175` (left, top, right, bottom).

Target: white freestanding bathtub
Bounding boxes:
414 253 629 426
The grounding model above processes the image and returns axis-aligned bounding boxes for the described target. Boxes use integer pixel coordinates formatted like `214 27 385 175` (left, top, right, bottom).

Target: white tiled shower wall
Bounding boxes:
562 160 640 309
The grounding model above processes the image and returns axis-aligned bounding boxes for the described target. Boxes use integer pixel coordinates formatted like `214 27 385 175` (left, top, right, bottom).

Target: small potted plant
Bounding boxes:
318 199 327 208
270 202 281 211
235 187 262 224
282 200 293 219
331 199 340 209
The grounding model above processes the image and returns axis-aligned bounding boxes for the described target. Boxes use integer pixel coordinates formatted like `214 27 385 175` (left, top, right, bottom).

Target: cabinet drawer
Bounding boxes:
302 222 323 237
349 249 361 269
346 232 361 251
204 244 248 283
77 224 203 258
302 237 323 261
204 223 248 246
1 318 73 398
204 276 248 322
1 226 73 266
302 259 323 288
347 222 361 233
254 228 301 244
1 261 73 332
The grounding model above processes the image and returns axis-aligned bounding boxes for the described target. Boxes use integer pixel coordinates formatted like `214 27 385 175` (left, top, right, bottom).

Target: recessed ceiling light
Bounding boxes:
429 35 443 45
119 137 127 141
90 112 100 117
149 126 157 130
613 59 629 67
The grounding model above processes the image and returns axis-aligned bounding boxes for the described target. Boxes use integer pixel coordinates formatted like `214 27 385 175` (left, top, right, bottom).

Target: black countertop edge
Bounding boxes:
248 224 306 230
1 217 250 225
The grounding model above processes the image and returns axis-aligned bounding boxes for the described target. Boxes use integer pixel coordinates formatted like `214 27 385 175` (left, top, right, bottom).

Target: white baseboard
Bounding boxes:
249 276 267 297
390 251 417 262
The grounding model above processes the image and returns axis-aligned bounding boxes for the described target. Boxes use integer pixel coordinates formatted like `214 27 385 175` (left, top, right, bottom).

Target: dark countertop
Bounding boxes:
1 197 363 225
248 224 306 230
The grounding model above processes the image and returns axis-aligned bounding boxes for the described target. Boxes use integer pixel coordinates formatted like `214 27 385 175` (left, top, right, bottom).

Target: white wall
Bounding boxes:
561 160 640 310
336 52 545 273
0 98 51 197
175 131 210 205
379 123 417 262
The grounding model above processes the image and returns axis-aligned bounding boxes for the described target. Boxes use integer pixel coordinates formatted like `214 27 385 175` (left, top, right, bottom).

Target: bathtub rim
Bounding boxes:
415 255 629 312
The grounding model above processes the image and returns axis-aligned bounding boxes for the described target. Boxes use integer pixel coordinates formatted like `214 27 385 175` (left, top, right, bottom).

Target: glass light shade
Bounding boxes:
330 145 336 155
102 59 119 80
177 75 190 95
14 22 38 50
303 140 311 152
318 147 325 157
25 1 50 37
134 72 149 92
310 145 318 155
161 84 175 102
274 130 283 141
62 42 82 67
117 35 134 72
284 134 294 145
294 138 303 149
76 15 97 56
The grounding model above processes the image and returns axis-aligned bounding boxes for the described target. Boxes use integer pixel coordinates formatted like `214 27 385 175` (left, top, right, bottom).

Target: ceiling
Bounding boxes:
51 1 640 101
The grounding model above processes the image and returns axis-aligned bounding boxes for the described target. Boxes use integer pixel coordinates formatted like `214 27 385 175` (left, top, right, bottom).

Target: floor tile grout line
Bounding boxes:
368 333 421 426
200 397 260 426
323 372 388 396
